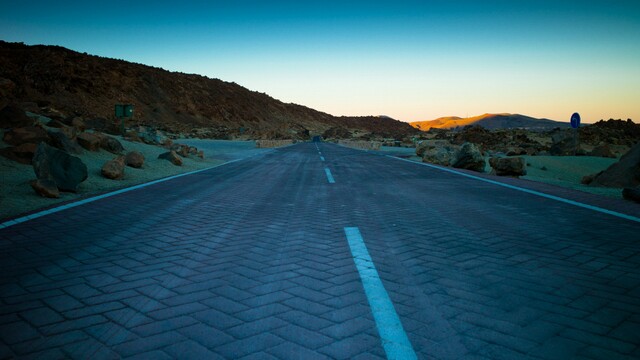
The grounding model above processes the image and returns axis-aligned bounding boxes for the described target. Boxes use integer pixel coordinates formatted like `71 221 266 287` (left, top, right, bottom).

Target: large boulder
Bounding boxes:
422 146 457 166
590 142 640 188
125 151 145 168
158 150 183 166
101 156 125 180
96 133 125 154
30 179 60 198
47 129 83 155
0 104 33 128
3 126 49 146
32 143 88 192
452 142 485 172
76 132 102 151
489 157 527 177
0 143 38 164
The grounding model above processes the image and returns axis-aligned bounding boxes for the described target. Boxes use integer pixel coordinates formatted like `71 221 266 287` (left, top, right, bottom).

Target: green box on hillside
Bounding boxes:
115 104 134 118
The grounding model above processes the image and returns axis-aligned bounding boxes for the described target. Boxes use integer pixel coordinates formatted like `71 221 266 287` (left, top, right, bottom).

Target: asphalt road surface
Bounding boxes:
1 142 639 359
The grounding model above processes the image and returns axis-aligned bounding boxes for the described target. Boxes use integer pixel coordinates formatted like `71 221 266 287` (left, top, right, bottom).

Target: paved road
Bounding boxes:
1 142 639 359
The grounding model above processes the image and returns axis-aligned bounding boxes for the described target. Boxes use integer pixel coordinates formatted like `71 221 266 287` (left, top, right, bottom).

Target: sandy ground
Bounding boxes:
377 146 622 198
0 136 267 220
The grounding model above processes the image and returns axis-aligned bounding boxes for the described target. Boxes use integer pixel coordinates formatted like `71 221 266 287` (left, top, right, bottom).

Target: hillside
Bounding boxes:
0 41 418 140
410 113 570 131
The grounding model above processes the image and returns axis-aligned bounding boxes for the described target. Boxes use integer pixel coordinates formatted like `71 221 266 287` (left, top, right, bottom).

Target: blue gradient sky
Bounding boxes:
2 1 639 123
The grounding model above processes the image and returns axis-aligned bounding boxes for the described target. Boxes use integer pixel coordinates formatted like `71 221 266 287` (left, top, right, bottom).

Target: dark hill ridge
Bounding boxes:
0 41 418 140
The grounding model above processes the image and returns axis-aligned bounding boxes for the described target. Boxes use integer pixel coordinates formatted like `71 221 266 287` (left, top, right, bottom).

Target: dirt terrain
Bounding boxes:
0 41 418 141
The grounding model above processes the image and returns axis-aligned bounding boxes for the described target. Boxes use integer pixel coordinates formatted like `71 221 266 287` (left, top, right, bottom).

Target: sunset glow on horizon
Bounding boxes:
1 0 639 124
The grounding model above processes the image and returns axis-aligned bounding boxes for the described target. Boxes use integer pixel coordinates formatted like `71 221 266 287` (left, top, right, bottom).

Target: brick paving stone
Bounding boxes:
267 341 332 359
213 333 284 358
177 323 234 349
113 331 186 358
163 339 222 359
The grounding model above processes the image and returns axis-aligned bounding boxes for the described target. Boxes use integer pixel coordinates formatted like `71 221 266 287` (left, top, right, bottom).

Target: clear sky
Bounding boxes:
1 0 639 123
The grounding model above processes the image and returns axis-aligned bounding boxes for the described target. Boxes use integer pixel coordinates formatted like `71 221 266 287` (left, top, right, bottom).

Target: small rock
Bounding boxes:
76 132 102 151
3 126 49 146
452 142 485 172
158 150 183 166
0 143 37 164
622 187 640 203
33 142 87 192
489 157 527 177
197 150 204 159
125 151 145 168
30 179 60 198
101 156 126 180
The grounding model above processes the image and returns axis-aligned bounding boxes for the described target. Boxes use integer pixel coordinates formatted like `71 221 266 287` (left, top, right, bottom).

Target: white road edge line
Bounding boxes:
324 167 335 183
388 155 640 223
344 227 418 360
0 152 270 230
320 156 325 162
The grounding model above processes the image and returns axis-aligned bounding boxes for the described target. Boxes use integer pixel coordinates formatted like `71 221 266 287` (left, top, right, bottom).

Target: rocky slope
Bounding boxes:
0 41 418 140
410 113 569 131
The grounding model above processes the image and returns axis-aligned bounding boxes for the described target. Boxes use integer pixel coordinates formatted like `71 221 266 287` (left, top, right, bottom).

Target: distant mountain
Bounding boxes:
0 41 418 140
410 113 570 131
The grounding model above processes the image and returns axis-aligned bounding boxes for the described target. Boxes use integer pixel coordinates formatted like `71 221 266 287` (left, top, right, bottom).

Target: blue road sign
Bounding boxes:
571 112 581 129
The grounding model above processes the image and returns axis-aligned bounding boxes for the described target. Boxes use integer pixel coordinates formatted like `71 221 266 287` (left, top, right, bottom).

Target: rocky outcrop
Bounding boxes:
101 156 125 180
158 150 182 166
549 130 577 156
589 142 640 188
125 151 145 168
452 142 485 172
30 179 60 198
3 126 49 146
322 127 352 140
489 157 527 177
589 143 616 158
76 132 102 151
0 104 33 128
419 141 458 167
32 142 87 192
0 143 37 164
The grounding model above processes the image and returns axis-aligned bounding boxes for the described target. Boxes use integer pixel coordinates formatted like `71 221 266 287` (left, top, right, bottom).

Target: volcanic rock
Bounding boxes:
0 104 32 128
158 150 182 166
76 132 102 151
589 143 616 158
0 143 38 164
590 142 640 188
97 133 125 154
125 151 145 168
549 130 578 156
452 142 485 172
3 126 49 146
47 129 83 155
101 156 125 180
30 179 60 198
489 157 527 177
32 142 87 192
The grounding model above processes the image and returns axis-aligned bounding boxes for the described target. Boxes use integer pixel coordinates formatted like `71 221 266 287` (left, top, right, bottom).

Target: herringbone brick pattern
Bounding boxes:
1 143 639 359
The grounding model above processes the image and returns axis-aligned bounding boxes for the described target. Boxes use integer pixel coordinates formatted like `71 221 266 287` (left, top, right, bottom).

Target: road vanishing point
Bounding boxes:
1 142 640 359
